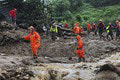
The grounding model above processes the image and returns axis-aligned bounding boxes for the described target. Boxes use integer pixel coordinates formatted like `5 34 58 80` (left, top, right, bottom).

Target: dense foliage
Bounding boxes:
84 0 120 7
7 0 48 26
4 0 120 28
48 0 83 21
72 3 120 27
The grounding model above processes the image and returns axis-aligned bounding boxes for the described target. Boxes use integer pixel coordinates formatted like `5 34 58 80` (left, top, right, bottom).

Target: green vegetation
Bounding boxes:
85 0 120 7
72 3 120 26
8 0 48 25
6 0 120 28
48 0 120 28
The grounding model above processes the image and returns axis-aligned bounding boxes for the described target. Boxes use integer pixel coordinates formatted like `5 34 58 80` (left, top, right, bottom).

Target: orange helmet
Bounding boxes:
28 26 35 32
99 19 102 22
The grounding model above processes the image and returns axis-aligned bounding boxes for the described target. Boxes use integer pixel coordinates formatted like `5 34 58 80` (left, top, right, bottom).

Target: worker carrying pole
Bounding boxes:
22 26 41 59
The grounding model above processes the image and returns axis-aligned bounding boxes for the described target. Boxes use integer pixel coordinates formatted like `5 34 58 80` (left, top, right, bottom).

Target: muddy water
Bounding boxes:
27 53 120 80
0 53 119 80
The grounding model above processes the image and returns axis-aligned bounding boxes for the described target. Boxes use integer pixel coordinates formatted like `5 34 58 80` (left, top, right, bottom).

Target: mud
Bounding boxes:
0 53 120 80
0 23 120 80
0 23 120 60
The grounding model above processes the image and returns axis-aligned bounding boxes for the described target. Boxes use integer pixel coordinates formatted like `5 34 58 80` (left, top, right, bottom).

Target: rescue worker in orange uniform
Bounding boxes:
73 22 84 34
73 22 80 34
80 27 84 33
75 35 85 62
23 26 41 59
115 20 120 40
87 22 91 35
92 23 97 35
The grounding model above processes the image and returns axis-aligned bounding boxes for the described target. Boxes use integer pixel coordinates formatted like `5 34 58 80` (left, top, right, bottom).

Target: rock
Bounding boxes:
0 53 7 56
0 68 35 80
18 23 29 29
11 61 16 64
0 22 15 31
74 72 80 75
30 77 39 80
95 71 120 80
97 64 120 76
115 63 120 67
75 64 88 69
35 71 50 80
82 64 88 69
25 71 34 77
0 75 5 80
96 65 101 69
48 69 69 80
23 75 29 80
22 58 32 65
95 64 120 80
63 77 83 80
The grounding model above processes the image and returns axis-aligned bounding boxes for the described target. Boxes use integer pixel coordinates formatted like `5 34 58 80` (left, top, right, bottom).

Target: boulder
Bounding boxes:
95 64 120 80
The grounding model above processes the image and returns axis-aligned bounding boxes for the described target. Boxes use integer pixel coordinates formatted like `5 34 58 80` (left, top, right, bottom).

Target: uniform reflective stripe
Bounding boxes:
106 26 109 29
50 26 58 32
107 30 110 33
106 26 110 33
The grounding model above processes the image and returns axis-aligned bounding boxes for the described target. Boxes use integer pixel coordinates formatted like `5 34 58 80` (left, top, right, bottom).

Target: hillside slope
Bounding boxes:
72 3 120 26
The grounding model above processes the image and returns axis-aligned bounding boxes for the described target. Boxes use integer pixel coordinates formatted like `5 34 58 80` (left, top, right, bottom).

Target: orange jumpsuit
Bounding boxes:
79 27 84 33
87 23 91 31
24 31 41 56
73 22 80 34
75 35 84 58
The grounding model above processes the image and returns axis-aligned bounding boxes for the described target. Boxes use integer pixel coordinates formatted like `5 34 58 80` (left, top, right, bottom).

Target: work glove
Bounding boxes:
20 38 30 43
20 38 24 41
23 40 30 43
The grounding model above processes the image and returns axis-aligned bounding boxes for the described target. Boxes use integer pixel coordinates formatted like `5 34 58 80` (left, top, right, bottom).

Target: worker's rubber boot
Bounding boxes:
33 55 39 63
83 58 86 62
78 58 81 62
33 55 38 59
111 35 114 40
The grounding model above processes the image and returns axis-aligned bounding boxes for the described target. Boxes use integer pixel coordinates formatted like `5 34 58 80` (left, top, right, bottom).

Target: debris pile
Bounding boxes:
0 68 34 80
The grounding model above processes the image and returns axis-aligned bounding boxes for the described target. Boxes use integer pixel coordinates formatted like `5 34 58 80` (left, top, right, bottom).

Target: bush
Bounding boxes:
72 3 120 26
89 0 120 7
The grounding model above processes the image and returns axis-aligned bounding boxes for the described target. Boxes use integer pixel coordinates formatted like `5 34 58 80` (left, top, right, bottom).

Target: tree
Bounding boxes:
49 0 70 17
88 0 120 7
68 0 83 11
76 15 82 22
7 0 50 29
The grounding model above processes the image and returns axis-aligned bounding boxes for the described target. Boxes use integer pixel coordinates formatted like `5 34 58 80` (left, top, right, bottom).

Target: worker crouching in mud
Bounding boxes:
23 26 41 59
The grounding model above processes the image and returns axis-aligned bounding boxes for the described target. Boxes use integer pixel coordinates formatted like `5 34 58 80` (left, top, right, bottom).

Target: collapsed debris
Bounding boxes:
0 68 34 80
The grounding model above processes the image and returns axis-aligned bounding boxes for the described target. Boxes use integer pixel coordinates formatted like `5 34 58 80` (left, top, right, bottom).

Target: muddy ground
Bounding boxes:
0 28 119 63
0 23 120 80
